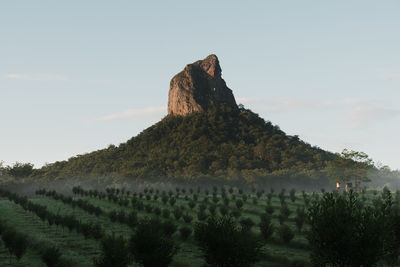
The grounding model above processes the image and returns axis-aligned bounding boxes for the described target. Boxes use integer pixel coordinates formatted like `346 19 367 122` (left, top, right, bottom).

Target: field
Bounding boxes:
0 186 384 267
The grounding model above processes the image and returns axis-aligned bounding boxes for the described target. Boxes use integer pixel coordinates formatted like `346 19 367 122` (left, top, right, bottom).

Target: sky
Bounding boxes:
1 1 399 170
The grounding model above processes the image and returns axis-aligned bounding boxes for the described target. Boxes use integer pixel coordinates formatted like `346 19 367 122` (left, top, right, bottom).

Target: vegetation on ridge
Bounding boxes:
31 106 334 181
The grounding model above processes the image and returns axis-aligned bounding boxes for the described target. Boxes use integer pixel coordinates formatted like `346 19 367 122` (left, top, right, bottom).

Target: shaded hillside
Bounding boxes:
34 106 334 180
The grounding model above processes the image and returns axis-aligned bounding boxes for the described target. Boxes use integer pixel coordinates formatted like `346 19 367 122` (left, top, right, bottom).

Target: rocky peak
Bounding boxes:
199 54 221 77
168 54 237 116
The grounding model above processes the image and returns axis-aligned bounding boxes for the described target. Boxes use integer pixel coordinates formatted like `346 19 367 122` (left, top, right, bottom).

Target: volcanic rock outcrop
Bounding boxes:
168 54 237 116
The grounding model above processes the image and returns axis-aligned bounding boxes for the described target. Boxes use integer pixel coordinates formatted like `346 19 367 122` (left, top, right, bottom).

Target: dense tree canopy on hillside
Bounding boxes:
32 106 334 181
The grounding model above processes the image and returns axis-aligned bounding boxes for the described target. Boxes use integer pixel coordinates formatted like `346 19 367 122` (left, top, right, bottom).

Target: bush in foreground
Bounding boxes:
130 218 177 267
179 226 192 240
194 216 263 267
41 246 62 267
307 191 396 266
259 214 274 241
2 228 28 262
94 234 130 267
278 224 294 244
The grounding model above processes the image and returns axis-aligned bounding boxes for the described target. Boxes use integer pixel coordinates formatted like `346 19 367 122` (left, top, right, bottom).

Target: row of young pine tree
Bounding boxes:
3 186 400 266
66 186 307 246
0 217 62 267
68 185 400 266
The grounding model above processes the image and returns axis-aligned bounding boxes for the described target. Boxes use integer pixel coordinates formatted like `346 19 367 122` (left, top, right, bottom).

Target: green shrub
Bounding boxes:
162 209 170 219
235 199 244 209
109 210 117 222
289 189 296 202
128 211 138 229
173 207 183 220
259 214 274 241
169 197 176 206
95 234 130 267
219 206 228 216
280 204 291 218
179 226 192 240
154 207 161 215
278 224 294 244
41 246 62 267
188 200 196 209
194 216 263 267
294 215 305 233
197 210 208 221
2 229 28 262
209 205 216 215
240 218 254 231
130 218 177 267
307 191 393 266
183 214 193 223
162 220 177 237
265 204 274 215
231 209 241 219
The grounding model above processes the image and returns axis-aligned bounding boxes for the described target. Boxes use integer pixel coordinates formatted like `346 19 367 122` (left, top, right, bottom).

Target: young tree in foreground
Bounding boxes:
179 226 192 240
307 191 393 266
278 224 294 244
2 229 28 263
194 216 263 267
129 218 177 267
41 246 62 267
259 213 274 242
94 234 130 267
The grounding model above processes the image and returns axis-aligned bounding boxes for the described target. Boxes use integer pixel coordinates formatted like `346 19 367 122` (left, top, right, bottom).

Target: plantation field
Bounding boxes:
0 186 384 267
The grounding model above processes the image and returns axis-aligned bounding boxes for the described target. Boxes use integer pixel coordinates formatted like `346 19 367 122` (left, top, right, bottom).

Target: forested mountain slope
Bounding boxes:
34 106 334 181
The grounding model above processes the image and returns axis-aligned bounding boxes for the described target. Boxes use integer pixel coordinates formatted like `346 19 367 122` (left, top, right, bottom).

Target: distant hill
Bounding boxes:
33 55 335 183
34 105 334 181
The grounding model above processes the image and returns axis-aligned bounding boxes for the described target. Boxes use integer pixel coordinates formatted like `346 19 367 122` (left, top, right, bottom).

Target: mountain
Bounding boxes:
168 54 237 115
34 55 334 182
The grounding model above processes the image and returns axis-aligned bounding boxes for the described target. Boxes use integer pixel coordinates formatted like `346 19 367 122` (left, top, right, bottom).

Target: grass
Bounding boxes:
2 188 382 266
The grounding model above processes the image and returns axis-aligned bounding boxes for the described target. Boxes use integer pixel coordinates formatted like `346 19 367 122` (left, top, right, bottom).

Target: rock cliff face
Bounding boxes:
168 54 237 116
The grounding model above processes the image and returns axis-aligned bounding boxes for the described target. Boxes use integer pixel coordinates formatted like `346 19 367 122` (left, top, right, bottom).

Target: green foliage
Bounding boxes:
1 228 29 261
209 204 217 215
9 185 400 266
94 234 130 267
289 188 296 202
327 149 374 183
240 217 254 231
219 205 228 216
197 210 208 221
162 220 177 237
235 199 244 209
35 107 333 180
278 224 294 244
179 226 192 240
307 191 392 266
259 214 274 241
129 218 177 267
194 216 263 267
127 211 138 229
162 208 170 219
41 247 62 267
173 207 183 220
265 204 274 215
294 208 306 233
7 162 34 178
188 200 196 209
231 209 241 219
183 213 193 223
279 204 291 224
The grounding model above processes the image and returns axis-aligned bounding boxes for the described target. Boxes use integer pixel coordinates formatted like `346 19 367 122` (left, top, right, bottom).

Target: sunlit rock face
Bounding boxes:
168 54 237 116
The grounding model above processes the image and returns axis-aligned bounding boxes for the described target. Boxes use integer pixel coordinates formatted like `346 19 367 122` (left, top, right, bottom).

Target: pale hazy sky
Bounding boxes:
1 1 399 170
